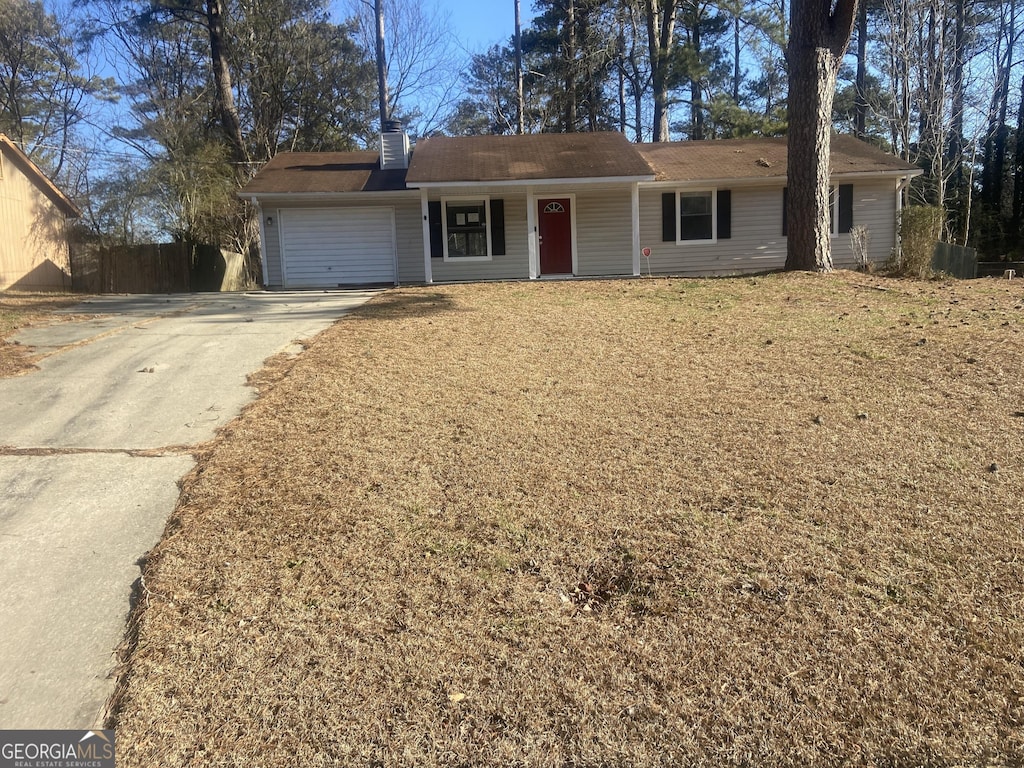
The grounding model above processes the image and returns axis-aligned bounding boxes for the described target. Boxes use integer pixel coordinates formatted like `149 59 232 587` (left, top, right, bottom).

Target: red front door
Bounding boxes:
538 198 573 275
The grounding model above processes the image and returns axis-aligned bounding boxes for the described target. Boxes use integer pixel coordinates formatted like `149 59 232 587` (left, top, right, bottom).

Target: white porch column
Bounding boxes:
527 187 538 279
631 182 641 276
420 189 433 284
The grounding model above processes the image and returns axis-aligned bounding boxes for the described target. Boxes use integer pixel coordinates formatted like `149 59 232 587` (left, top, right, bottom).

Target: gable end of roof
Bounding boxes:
0 134 81 217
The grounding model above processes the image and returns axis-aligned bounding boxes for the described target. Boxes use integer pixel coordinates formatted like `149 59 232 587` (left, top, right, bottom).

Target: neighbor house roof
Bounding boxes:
0 133 81 217
638 134 921 183
241 150 409 195
405 132 656 184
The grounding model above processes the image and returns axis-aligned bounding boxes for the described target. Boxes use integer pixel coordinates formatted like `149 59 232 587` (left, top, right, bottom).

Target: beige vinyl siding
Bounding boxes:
574 188 634 276
263 213 283 287
394 198 426 283
640 185 785 275
430 194 529 282
830 179 899 267
0 147 72 291
639 178 901 276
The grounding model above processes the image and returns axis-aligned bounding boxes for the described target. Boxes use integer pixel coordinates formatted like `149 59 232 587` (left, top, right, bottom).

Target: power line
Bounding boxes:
19 138 265 167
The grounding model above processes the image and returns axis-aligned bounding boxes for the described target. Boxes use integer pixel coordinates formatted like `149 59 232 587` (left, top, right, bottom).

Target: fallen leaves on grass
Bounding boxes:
111 272 1024 767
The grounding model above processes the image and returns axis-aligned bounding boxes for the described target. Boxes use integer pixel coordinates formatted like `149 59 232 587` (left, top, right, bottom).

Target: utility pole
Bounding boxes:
374 0 389 129
515 0 524 134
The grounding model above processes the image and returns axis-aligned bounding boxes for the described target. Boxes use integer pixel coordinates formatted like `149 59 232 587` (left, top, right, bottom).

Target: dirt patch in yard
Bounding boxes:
110 272 1024 766
0 291 87 377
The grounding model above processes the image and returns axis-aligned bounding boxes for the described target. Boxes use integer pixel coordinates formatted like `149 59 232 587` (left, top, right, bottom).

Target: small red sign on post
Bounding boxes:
641 247 651 258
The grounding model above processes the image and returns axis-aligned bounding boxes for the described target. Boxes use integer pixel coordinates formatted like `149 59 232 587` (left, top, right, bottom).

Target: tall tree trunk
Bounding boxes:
946 0 967 240
690 18 704 139
784 0 858 272
646 0 677 142
1013 73 1024 237
564 0 577 131
580 9 599 131
617 29 628 134
732 13 741 103
981 0 1016 213
853 0 867 138
917 0 945 207
205 0 246 163
374 0 389 129
515 0 524 134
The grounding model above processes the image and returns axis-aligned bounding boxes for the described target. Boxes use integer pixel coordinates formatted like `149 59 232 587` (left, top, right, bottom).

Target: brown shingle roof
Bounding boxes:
638 135 919 182
241 151 408 194
405 132 655 184
243 134 919 195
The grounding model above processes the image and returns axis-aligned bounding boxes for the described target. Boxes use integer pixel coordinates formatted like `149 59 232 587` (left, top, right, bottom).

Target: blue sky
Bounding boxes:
418 0 538 52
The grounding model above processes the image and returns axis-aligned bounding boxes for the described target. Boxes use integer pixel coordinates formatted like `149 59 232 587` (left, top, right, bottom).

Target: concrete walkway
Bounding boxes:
0 291 378 729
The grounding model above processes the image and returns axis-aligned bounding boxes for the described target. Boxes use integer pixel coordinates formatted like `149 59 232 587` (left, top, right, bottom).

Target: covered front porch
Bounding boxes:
416 182 644 283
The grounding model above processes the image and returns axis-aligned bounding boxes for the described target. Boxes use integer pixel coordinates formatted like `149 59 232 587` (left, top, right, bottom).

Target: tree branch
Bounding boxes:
828 0 859 56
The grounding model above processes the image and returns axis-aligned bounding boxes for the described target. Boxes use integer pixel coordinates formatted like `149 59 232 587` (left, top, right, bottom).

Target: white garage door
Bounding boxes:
280 207 396 287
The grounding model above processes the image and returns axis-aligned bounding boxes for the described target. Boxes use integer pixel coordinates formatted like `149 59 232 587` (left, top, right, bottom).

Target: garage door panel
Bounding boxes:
280 208 396 287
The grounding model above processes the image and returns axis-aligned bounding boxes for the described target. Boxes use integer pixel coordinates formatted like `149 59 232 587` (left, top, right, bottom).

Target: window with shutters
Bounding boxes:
662 189 731 244
679 191 714 241
442 197 491 260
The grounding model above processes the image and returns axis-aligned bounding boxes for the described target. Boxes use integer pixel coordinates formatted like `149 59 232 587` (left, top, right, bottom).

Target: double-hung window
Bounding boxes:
661 189 731 243
443 198 490 260
678 191 715 242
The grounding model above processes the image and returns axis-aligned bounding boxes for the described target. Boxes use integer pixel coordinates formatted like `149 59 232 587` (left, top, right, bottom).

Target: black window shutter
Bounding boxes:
490 199 505 256
838 184 854 233
428 201 443 258
782 187 788 236
717 189 731 239
662 192 676 242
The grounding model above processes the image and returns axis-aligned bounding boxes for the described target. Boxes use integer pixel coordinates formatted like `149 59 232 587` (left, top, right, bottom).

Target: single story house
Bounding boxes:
240 130 921 288
0 133 81 291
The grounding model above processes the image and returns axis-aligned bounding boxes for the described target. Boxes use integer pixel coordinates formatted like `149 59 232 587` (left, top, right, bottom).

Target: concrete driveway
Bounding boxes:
0 291 378 729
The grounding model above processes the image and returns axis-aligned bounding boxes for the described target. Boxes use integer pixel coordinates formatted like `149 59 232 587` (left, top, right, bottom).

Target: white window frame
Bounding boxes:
676 188 717 245
828 185 840 236
442 195 492 262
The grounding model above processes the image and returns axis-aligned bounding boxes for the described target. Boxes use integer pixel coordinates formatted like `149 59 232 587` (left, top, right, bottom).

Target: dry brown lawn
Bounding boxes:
0 291 85 377
110 272 1024 767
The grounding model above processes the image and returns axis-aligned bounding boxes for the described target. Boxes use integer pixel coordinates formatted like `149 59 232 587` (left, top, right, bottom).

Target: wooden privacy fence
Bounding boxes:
71 242 253 294
931 242 977 279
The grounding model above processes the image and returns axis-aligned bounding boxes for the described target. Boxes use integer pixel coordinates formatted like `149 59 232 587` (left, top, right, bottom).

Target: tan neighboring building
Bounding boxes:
0 133 81 291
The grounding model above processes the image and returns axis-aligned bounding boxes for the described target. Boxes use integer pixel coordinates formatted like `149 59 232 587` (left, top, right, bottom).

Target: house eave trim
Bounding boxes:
408 174 657 189
238 189 421 201
639 168 923 188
